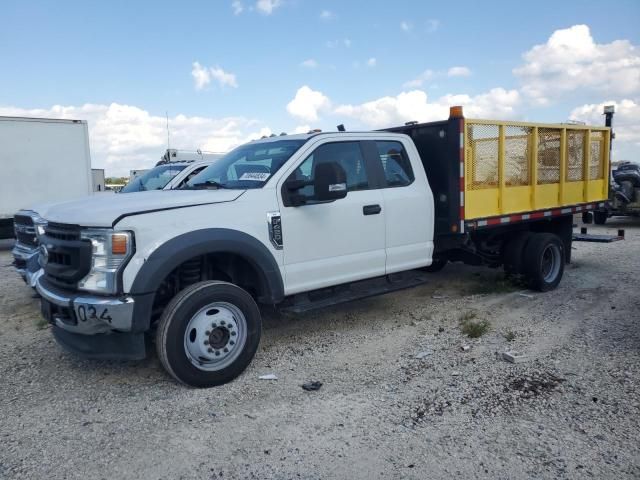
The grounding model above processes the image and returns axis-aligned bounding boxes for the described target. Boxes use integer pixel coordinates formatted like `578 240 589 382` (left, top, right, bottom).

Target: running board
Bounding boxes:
573 227 625 243
279 270 429 314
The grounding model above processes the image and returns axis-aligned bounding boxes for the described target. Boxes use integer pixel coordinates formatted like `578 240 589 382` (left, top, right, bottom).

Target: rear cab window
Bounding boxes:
376 141 414 187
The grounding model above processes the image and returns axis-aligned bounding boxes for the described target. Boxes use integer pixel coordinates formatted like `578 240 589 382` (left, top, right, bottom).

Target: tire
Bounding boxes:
522 233 565 292
422 258 447 273
503 232 534 275
0 219 14 239
582 212 593 224
156 281 262 388
593 210 607 225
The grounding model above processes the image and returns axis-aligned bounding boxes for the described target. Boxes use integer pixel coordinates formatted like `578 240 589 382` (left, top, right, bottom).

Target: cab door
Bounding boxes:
277 139 386 295
364 139 434 274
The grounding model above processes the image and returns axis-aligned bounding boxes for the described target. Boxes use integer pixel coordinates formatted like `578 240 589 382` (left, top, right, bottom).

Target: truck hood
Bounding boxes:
38 190 245 227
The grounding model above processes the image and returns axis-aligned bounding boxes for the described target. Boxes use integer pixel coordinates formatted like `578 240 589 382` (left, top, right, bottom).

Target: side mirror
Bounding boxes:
313 161 347 202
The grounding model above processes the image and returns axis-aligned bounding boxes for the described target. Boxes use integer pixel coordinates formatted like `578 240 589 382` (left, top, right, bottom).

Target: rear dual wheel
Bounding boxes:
156 281 262 388
593 210 608 225
523 233 565 291
503 232 565 292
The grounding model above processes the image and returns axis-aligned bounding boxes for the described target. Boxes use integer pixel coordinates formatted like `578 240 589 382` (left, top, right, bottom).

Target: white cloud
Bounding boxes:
335 88 520 129
0 103 270 176
402 69 435 88
447 66 471 77
300 59 318 69
210 66 238 88
514 24 640 105
293 125 311 134
438 88 520 119
231 0 244 15
286 86 331 122
570 99 640 161
367 57 377 67
400 21 412 32
256 0 281 15
191 62 238 90
320 10 333 20
426 19 440 33
191 62 210 90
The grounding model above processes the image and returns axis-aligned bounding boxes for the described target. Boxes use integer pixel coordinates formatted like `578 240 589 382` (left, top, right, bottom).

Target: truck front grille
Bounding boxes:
41 223 91 290
13 214 38 247
45 222 81 241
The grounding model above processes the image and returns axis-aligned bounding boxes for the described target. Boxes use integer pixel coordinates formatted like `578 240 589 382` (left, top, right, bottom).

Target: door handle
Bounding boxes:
363 204 382 215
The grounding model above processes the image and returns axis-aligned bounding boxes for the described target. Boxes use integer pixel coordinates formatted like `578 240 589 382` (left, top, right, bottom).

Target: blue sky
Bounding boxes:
1 0 639 175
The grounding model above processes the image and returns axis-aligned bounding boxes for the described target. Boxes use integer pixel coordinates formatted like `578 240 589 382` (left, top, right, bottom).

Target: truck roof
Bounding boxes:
250 131 407 145
0 116 87 125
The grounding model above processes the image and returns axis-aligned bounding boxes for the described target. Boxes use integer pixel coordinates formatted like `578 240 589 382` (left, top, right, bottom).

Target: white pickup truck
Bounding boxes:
34 108 611 387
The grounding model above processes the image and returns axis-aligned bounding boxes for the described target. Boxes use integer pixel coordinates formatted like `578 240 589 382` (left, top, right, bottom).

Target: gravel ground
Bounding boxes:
1 218 639 479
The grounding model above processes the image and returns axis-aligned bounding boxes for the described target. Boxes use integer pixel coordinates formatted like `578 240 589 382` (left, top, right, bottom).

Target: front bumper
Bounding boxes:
36 276 135 335
11 243 42 287
36 276 146 360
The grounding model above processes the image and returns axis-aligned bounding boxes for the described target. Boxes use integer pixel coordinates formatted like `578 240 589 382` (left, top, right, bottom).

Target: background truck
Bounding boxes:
12 152 224 287
33 106 611 388
120 152 224 193
157 148 225 165
585 161 640 224
0 116 93 239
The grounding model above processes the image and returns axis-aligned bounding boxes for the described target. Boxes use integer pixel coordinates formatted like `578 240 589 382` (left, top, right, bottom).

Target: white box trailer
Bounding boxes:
0 116 93 238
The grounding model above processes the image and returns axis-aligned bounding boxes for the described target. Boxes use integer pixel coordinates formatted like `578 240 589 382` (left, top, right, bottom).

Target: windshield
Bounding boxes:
185 139 306 190
120 165 187 193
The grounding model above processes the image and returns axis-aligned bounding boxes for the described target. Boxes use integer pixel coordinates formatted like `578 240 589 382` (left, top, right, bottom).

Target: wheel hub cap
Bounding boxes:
183 302 246 371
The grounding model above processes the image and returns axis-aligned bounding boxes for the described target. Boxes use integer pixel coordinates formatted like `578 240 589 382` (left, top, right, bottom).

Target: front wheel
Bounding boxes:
156 281 262 388
523 233 565 292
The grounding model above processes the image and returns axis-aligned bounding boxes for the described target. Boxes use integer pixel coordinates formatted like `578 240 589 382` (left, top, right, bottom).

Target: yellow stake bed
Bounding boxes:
463 118 610 220
383 106 619 291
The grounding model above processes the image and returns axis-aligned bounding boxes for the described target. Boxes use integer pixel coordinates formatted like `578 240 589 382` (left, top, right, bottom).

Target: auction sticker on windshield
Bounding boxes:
240 172 270 181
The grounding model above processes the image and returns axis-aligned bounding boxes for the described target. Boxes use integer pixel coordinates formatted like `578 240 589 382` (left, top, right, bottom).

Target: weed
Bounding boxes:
458 310 478 322
503 329 517 342
34 317 49 330
468 275 522 295
460 318 490 338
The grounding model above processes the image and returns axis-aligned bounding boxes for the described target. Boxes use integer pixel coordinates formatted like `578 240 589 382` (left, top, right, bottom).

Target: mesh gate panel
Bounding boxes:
467 124 498 189
504 125 531 186
566 130 585 181
590 131 604 180
537 128 561 184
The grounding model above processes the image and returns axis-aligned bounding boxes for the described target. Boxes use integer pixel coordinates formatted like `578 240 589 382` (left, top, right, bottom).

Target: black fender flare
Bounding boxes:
129 228 284 331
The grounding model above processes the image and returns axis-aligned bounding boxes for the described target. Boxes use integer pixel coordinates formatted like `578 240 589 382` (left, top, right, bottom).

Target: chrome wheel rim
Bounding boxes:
183 302 247 371
541 244 561 283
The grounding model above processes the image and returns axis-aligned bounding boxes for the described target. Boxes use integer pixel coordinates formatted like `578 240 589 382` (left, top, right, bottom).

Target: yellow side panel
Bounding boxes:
502 185 532 214
535 184 559 209
464 120 610 220
564 181 584 205
587 179 607 202
466 189 499 219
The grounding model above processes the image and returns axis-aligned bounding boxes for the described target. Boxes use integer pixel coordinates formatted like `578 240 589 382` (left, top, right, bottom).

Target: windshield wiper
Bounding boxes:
189 180 229 190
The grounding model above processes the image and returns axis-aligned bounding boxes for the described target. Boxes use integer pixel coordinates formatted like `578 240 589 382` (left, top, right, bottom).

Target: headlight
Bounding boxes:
78 229 133 294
